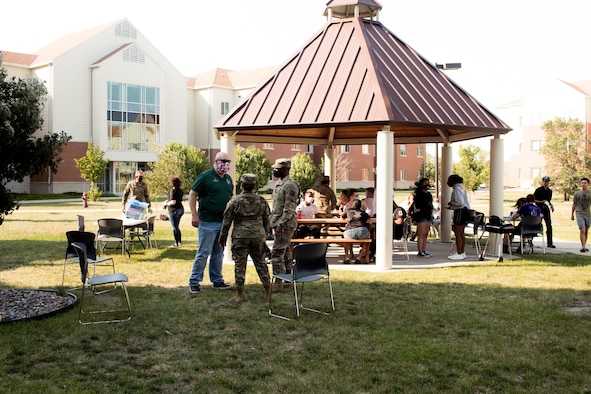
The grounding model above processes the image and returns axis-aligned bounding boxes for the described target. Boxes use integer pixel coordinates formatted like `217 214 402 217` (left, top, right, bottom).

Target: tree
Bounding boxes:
290 152 318 192
235 145 272 191
0 68 71 224
144 142 210 201
74 143 109 201
541 117 589 200
452 144 489 192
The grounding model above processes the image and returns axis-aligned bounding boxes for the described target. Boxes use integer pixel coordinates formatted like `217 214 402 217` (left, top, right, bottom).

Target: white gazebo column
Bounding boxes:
440 143 453 243
324 147 336 191
376 127 394 270
220 132 236 262
488 134 505 253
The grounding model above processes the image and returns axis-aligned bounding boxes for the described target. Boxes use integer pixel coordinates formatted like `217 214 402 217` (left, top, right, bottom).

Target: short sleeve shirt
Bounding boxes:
191 167 233 222
574 189 591 216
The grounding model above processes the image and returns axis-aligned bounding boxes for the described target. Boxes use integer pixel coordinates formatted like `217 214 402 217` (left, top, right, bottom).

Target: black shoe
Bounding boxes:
212 282 231 289
190 285 201 293
547 244 556 248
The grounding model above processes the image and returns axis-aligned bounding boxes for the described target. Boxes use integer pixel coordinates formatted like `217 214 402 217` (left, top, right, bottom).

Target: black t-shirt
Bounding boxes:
412 190 433 220
393 207 407 239
534 186 552 212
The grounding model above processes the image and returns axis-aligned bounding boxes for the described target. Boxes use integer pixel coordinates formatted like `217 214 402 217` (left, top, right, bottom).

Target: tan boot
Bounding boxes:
264 285 271 301
230 288 244 303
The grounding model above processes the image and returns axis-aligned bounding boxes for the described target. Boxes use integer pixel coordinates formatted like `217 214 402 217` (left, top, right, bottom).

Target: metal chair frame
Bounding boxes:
269 243 334 320
97 218 129 259
513 215 546 254
71 242 131 325
393 216 411 261
63 231 116 289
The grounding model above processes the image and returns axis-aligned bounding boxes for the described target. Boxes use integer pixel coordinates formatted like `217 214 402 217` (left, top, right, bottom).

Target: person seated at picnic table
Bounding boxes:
336 189 353 215
393 201 407 241
503 194 541 253
295 190 320 238
342 198 371 264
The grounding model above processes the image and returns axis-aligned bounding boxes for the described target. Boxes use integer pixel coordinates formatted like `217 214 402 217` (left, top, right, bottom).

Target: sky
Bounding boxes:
2 0 590 112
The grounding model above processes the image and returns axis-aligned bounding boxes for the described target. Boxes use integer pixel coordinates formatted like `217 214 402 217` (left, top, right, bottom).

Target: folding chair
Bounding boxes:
465 210 486 257
77 215 85 232
393 216 411 261
514 216 545 254
269 243 334 320
97 218 129 258
71 242 131 324
128 215 157 249
63 231 115 287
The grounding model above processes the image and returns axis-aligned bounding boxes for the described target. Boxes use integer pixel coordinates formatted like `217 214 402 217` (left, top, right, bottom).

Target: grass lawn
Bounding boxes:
1 196 590 393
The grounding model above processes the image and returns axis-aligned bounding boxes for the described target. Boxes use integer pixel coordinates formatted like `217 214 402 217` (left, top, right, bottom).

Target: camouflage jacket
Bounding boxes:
122 180 151 208
311 184 337 214
220 191 271 245
271 175 299 228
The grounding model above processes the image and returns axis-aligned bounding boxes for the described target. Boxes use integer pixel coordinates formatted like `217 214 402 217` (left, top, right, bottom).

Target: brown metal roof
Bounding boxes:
216 17 511 145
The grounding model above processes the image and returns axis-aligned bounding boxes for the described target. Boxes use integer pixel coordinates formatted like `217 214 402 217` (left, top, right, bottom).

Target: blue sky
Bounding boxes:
2 0 590 111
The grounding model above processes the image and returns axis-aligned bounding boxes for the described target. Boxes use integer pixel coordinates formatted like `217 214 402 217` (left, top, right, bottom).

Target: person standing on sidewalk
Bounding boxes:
220 174 271 303
412 178 434 258
447 174 471 260
534 175 556 248
188 152 233 293
572 177 591 253
270 158 299 291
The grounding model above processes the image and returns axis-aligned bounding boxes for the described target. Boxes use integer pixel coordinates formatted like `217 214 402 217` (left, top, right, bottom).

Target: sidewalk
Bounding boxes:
275 237 586 273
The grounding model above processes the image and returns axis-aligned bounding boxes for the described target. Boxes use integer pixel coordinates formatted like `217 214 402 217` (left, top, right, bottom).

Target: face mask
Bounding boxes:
305 197 314 204
215 162 230 175
272 169 282 178
138 176 144 182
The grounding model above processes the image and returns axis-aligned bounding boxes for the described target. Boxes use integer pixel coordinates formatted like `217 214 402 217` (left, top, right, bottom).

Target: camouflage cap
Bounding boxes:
241 173 257 185
272 158 291 169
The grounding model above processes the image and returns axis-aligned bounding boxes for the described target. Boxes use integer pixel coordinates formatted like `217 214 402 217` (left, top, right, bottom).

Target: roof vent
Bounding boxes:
123 44 145 64
115 20 137 40
324 0 382 20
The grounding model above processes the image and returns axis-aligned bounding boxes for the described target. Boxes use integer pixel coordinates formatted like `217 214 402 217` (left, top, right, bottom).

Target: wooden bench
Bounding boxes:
290 238 372 262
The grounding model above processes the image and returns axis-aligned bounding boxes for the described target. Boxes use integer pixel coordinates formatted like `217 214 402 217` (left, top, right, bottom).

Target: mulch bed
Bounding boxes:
0 289 77 324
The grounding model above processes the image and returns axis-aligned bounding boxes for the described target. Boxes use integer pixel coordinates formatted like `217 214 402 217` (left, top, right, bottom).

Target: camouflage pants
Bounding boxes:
271 225 296 275
231 238 270 289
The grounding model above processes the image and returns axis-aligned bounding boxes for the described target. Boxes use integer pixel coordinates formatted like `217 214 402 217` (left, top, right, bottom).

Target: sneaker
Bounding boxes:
460 253 467 259
417 251 431 258
547 244 556 248
581 248 587 253
189 285 201 293
212 282 231 289
448 253 465 260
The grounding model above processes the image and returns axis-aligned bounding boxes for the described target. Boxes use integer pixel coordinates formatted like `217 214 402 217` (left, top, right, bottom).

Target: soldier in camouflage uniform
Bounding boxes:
311 175 337 218
122 170 152 214
220 174 271 303
270 158 300 291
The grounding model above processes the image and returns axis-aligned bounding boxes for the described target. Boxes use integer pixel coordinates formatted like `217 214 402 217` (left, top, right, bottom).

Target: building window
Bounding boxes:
362 168 370 181
417 169 422 179
400 145 407 157
291 144 301 151
343 168 350 181
221 102 230 115
417 146 423 157
306 145 314 153
362 144 370 155
400 169 407 181
531 140 541 152
341 145 351 154
531 167 541 179
107 82 160 152
262 143 274 150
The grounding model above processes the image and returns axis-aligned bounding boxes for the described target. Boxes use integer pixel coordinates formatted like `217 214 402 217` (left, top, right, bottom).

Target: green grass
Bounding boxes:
1 199 591 392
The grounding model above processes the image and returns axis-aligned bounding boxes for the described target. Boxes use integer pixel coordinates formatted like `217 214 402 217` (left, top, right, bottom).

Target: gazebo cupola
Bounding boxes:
324 0 382 20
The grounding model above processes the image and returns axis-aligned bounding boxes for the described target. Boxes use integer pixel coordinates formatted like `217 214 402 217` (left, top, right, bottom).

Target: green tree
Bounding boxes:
74 143 109 201
235 145 272 191
0 68 71 224
420 152 436 182
144 142 209 201
452 144 489 192
290 152 318 192
540 117 589 200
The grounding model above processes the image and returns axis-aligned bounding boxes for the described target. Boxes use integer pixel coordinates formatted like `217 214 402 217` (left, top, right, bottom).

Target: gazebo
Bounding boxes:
215 0 511 269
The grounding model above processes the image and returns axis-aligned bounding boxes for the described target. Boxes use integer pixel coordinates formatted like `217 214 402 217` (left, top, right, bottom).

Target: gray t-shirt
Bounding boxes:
573 189 591 216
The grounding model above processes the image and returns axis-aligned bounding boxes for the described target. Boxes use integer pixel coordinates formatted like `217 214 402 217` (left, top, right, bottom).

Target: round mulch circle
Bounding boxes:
0 289 78 324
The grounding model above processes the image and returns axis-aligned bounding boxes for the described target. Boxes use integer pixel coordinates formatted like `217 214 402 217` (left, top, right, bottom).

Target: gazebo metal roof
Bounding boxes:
216 15 511 144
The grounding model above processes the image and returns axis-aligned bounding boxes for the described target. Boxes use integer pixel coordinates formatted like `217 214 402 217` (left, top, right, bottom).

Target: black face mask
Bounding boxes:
138 176 144 182
272 169 282 178
423 184 429 190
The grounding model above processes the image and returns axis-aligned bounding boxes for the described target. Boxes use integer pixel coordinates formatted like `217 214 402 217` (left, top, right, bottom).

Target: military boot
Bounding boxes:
230 288 244 303
264 285 272 301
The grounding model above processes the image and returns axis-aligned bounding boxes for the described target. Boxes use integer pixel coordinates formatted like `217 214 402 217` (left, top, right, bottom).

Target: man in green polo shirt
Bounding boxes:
188 151 234 293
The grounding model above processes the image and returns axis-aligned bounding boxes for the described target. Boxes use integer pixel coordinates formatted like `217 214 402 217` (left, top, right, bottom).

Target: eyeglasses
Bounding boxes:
218 159 231 163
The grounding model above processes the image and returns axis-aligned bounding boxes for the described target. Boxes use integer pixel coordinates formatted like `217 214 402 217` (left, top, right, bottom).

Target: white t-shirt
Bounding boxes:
296 202 318 219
